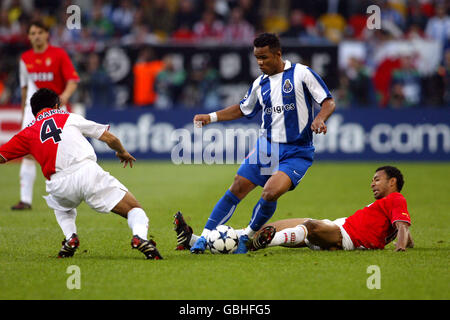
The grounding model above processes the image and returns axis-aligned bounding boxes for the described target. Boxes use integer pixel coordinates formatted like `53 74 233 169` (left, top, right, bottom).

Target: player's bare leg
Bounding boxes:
111 191 163 259
302 219 343 250
261 171 292 202
229 174 257 200
111 191 142 217
261 218 311 234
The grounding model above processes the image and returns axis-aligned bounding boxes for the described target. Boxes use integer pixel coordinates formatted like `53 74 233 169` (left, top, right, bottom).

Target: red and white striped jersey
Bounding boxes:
0 108 108 180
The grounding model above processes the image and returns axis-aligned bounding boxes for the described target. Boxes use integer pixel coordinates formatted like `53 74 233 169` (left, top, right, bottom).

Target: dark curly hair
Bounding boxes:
376 166 405 192
253 33 281 52
30 88 60 117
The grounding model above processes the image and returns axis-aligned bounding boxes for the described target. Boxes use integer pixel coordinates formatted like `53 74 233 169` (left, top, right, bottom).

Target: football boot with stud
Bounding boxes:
131 235 163 260
57 233 80 258
233 234 250 254
248 226 276 251
11 201 32 210
190 236 207 254
173 211 193 250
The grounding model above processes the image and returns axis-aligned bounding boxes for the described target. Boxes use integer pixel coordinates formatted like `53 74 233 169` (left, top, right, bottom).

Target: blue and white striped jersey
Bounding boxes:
239 60 332 146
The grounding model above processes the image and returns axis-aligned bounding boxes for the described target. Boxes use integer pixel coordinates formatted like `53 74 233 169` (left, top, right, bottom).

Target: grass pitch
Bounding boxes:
0 161 448 300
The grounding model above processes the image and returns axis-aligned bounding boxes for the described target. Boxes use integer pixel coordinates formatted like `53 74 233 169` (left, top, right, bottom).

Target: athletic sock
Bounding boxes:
269 224 308 247
54 209 77 240
234 228 245 238
203 189 240 232
246 197 277 238
189 234 199 247
20 158 36 204
127 208 149 240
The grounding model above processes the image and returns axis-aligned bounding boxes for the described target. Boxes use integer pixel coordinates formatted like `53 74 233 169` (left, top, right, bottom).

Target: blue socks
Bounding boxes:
249 197 277 232
202 191 277 241
204 190 241 231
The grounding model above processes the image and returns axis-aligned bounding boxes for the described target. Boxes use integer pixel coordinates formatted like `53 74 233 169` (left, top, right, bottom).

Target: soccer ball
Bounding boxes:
207 225 239 254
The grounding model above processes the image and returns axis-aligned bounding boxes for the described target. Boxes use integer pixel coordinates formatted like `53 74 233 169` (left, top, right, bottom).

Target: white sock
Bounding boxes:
54 209 77 240
20 158 36 204
243 226 257 238
127 208 149 240
200 229 210 239
234 228 245 238
269 224 308 247
190 234 199 247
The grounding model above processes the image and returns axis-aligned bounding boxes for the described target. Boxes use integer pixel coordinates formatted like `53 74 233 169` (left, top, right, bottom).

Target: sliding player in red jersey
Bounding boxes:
0 88 163 260
174 166 414 252
13 20 80 211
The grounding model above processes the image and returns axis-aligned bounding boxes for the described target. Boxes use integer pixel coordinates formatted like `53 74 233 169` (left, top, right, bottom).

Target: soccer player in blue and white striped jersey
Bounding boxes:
191 33 336 254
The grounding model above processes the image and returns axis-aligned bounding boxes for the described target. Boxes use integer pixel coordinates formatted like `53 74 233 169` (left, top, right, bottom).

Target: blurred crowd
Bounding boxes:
0 0 449 108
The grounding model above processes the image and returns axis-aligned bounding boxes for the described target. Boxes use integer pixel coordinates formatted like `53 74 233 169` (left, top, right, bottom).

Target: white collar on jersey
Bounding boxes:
261 60 292 79
283 60 292 70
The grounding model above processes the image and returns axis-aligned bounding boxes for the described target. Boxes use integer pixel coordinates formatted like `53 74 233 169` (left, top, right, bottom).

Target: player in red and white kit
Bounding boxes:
13 20 80 210
0 88 163 260
174 166 414 252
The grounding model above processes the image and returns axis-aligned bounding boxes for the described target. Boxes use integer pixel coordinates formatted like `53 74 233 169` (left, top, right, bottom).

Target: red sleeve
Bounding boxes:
59 49 80 82
389 194 411 226
0 131 30 161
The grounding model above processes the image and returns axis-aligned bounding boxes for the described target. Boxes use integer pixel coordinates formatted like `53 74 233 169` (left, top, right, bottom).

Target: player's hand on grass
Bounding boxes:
394 240 408 252
193 114 211 127
116 151 136 168
394 240 414 252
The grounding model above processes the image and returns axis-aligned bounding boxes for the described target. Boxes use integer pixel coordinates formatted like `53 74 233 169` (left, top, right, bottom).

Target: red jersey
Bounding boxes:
0 108 108 180
343 192 411 249
20 45 80 108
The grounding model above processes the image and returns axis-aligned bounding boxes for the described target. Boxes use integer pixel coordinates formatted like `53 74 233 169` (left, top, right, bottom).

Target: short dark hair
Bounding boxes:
253 33 281 52
27 20 49 34
30 88 60 117
376 166 404 192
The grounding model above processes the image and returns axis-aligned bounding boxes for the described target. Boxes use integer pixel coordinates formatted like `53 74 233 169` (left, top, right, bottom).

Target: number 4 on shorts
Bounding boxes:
40 118 63 143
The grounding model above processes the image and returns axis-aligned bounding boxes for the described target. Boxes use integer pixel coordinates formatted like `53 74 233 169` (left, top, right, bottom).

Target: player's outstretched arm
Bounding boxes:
193 104 244 127
311 98 336 135
98 130 136 168
394 221 412 252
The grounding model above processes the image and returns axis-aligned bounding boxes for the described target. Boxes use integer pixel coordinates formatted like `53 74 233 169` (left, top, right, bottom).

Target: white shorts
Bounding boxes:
305 217 355 251
44 160 128 213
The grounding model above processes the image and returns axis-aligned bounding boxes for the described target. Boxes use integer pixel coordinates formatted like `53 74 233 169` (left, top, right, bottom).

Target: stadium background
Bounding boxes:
0 0 449 160
0 0 449 302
